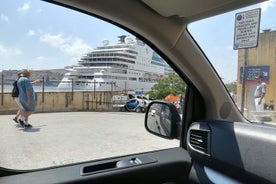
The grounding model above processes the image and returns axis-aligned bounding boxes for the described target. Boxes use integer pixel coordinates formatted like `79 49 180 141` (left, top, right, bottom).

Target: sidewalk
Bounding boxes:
249 110 276 123
0 112 178 170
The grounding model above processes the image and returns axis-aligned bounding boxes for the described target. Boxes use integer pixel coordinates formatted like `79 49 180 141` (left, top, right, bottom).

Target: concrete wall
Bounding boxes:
0 91 121 114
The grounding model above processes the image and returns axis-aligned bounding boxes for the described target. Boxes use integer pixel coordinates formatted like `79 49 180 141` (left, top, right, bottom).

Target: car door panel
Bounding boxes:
187 121 276 184
0 148 191 184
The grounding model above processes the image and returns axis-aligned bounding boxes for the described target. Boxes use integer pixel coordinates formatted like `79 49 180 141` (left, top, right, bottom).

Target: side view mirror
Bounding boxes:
145 101 181 139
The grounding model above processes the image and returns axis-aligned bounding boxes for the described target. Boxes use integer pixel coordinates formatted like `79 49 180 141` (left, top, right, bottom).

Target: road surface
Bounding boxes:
0 112 178 170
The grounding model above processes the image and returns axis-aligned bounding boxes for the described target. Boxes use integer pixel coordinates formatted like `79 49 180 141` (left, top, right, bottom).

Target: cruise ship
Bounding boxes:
57 35 173 92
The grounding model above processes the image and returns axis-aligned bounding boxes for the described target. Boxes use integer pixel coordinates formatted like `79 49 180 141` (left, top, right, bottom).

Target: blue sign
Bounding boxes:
135 91 143 95
240 65 270 84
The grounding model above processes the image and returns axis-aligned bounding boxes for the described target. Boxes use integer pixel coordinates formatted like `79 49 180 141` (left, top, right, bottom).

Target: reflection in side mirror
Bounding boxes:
150 109 156 117
145 101 181 139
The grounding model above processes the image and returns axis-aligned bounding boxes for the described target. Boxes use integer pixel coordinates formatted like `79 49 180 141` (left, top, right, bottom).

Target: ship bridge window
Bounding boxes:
78 76 94 80
114 76 127 80
111 70 127 74
95 75 113 79
129 77 137 81
126 50 138 54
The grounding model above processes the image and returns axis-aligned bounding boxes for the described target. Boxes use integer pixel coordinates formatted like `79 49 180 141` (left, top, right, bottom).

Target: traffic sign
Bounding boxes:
234 8 261 50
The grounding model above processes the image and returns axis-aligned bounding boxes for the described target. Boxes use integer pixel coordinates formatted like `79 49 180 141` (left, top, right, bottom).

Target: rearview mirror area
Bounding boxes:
145 101 181 139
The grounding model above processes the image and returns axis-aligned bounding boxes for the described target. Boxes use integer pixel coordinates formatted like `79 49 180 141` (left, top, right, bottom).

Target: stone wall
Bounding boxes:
0 91 121 114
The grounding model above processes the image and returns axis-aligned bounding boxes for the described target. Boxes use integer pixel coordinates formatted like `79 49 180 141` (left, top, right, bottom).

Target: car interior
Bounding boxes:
1 0 276 184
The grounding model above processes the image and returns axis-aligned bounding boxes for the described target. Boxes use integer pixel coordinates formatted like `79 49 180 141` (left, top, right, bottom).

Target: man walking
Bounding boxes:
12 72 22 123
17 69 36 128
254 74 266 112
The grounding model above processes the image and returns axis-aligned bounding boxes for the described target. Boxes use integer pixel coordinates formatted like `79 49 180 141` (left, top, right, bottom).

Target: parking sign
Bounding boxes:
234 8 261 50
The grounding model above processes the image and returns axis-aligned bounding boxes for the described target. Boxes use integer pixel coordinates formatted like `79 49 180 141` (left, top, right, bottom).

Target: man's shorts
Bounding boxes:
18 100 35 112
14 98 24 110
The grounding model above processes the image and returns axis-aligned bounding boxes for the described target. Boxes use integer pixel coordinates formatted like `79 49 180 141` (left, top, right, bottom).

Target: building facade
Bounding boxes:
237 29 276 116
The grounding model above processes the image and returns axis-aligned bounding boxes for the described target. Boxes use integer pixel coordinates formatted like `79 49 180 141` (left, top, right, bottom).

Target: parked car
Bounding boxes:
112 94 134 112
1 0 275 184
112 94 150 112
125 98 147 113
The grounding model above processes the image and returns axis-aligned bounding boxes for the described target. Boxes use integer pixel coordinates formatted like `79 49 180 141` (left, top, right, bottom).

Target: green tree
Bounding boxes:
225 80 237 95
147 73 186 99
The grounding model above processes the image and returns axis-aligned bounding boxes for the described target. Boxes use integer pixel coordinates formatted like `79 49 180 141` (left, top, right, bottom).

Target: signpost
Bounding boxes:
234 8 261 113
234 8 261 50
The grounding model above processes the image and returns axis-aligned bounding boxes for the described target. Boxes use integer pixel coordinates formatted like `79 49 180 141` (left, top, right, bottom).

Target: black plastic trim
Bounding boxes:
187 121 276 184
0 148 191 184
81 156 157 176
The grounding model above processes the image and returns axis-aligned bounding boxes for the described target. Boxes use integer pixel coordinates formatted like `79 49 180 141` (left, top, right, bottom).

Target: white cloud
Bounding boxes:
40 34 66 47
62 39 92 56
0 14 9 22
0 43 22 56
27 30 35 36
17 2 31 14
36 56 47 61
39 33 92 58
0 44 7 54
261 0 276 13
13 48 23 55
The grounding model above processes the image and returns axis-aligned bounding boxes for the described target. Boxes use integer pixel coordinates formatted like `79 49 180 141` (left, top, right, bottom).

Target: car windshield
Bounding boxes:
188 1 276 123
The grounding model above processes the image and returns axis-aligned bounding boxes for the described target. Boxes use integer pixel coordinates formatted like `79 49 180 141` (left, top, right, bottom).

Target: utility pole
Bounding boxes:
241 49 247 113
1 68 3 106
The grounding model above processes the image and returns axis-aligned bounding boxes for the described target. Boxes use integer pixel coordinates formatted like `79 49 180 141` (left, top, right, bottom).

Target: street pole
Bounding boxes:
71 79 74 101
241 48 248 114
1 70 3 106
94 80 96 99
42 76 45 103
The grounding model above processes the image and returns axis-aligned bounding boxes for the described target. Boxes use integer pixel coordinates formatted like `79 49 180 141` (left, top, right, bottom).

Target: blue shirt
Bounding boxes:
17 76 35 103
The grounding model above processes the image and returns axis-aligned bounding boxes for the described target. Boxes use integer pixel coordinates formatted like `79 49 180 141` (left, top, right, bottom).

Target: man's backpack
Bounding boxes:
11 80 19 97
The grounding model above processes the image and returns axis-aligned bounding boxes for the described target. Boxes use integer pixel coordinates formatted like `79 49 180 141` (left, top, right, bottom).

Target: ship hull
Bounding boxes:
57 78 156 92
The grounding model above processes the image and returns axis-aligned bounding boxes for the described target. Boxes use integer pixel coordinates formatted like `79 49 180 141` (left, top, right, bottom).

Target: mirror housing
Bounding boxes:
145 101 181 139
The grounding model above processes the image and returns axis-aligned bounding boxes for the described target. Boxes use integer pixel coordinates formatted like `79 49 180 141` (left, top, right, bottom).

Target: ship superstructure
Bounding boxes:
57 35 172 92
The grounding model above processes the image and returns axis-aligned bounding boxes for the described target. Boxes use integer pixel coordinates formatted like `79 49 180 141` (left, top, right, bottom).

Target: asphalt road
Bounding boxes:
0 112 178 170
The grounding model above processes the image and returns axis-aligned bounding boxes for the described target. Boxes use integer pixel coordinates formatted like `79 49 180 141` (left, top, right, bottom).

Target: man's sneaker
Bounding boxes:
25 123 32 128
18 119 25 128
13 118 18 123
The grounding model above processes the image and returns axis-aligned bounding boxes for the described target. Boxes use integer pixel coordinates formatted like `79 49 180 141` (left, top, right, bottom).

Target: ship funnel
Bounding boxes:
118 35 127 43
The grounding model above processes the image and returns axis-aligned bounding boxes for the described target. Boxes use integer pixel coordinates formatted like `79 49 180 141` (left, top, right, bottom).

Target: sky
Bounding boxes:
188 0 276 83
0 0 276 82
0 0 129 70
